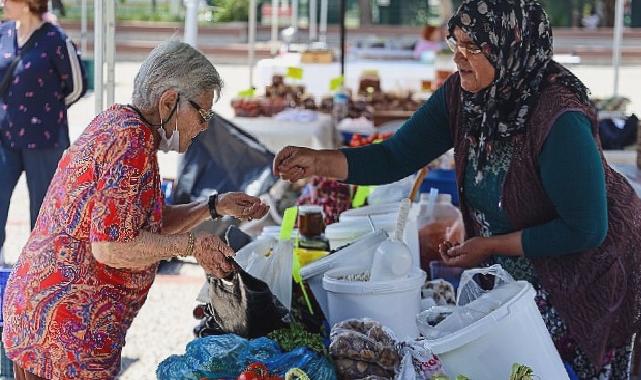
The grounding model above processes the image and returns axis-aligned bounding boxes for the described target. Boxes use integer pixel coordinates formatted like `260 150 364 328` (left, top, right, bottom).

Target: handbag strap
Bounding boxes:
0 23 48 96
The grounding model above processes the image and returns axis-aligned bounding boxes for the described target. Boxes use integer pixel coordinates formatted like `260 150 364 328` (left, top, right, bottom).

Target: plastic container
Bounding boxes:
324 222 373 251
425 281 569 380
417 192 464 270
323 268 426 340
0 327 12 379
298 205 325 239
300 231 388 318
0 267 12 324
420 169 459 205
340 202 420 269
295 248 329 267
429 261 465 290
257 226 298 241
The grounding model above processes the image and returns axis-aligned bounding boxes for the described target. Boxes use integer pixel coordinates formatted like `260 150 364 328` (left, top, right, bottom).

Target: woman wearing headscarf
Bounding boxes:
2 41 269 380
273 0 641 378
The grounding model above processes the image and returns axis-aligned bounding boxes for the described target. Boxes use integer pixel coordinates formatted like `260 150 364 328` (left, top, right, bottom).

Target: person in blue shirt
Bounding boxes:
0 0 86 255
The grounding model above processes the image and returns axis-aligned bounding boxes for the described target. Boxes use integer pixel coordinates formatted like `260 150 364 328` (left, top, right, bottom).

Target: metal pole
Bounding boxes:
613 0 624 97
94 0 103 114
271 0 279 53
184 0 199 47
340 0 346 77
106 0 116 106
320 0 328 43
249 0 257 88
170 0 181 17
292 0 299 31
309 0 317 41
80 0 87 54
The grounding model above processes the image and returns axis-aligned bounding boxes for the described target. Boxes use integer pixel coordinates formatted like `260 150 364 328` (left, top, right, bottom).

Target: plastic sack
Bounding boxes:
157 335 336 380
456 264 514 306
198 263 289 339
245 239 295 310
418 265 521 340
235 239 274 270
367 176 414 205
395 340 444 380
330 319 399 380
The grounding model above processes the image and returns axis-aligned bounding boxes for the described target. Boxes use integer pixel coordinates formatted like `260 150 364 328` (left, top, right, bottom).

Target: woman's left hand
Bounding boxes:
216 193 270 221
440 237 494 267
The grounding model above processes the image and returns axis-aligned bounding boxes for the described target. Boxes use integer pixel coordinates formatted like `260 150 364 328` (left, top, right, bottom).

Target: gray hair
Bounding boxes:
132 41 223 110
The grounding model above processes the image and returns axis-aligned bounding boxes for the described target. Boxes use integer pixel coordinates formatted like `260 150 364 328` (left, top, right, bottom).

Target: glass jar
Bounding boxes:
297 205 325 239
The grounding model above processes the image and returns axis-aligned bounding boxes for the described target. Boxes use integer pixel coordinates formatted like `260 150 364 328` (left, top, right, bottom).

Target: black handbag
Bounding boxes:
194 260 290 339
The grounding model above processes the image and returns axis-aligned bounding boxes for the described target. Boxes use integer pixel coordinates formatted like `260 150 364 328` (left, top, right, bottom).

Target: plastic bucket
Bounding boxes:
340 202 420 269
323 268 426 340
300 231 388 318
425 281 569 380
324 222 373 251
0 268 12 324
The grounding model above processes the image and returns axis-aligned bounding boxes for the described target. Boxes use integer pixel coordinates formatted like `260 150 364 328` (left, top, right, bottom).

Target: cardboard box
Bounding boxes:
301 50 333 64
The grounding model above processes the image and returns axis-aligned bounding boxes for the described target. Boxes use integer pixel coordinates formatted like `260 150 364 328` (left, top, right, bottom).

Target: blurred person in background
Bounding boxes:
0 0 86 260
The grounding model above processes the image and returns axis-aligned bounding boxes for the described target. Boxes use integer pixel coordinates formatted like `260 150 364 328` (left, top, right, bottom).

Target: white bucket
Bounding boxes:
300 231 388 318
324 222 374 251
340 202 420 269
257 226 298 241
425 281 569 380
323 268 426 340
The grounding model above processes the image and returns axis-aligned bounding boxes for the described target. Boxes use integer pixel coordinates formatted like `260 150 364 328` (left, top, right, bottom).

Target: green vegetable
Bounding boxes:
285 368 310 380
267 323 326 355
431 376 450 380
456 376 470 380
509 363 534 380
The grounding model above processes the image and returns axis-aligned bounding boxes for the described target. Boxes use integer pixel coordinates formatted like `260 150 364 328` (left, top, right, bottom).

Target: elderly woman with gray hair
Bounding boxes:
1 41 268 380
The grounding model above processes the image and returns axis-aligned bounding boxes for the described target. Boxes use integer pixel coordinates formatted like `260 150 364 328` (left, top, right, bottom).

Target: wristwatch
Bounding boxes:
208 193 221 220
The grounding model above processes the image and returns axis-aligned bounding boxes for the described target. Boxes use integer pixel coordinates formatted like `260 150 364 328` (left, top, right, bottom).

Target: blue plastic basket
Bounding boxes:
0 328 12 378
0 268 15 378
0 268 11 325
420 169 460 205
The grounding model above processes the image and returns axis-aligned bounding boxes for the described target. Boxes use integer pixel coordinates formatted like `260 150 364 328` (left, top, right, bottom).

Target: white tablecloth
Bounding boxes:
231 113 335 153
256 54 436 98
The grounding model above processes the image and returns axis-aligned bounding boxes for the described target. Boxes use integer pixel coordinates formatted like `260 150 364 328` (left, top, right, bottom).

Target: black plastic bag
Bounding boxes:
195 262 290 339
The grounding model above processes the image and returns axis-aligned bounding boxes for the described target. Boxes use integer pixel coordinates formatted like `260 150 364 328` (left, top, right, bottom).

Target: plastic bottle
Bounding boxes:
417 190 464 270
369 198 414 281
332 91 349 123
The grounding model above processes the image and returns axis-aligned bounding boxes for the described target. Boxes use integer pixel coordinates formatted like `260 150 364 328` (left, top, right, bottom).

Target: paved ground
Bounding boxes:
2 61 640 379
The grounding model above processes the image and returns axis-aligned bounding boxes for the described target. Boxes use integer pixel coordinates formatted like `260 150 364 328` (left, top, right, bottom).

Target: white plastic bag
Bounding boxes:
263 240 294 310
368 176 414 205
456 264 514 306
244 240 275 280
418 265 521 340
396 340 445 380
236 239 274 270
243 239 294 310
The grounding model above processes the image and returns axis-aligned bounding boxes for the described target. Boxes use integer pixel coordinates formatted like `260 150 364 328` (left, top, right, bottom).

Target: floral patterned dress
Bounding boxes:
2 105 163 379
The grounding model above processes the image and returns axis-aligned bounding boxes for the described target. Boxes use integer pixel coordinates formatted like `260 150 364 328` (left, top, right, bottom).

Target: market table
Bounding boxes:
256 54 437 98
231 113 336 154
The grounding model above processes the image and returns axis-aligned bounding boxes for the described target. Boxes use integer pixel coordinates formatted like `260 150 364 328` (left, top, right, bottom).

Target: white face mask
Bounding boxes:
158 101 180 153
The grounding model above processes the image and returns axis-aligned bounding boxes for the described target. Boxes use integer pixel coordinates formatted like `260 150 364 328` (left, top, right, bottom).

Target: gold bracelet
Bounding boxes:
179 232 195 257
